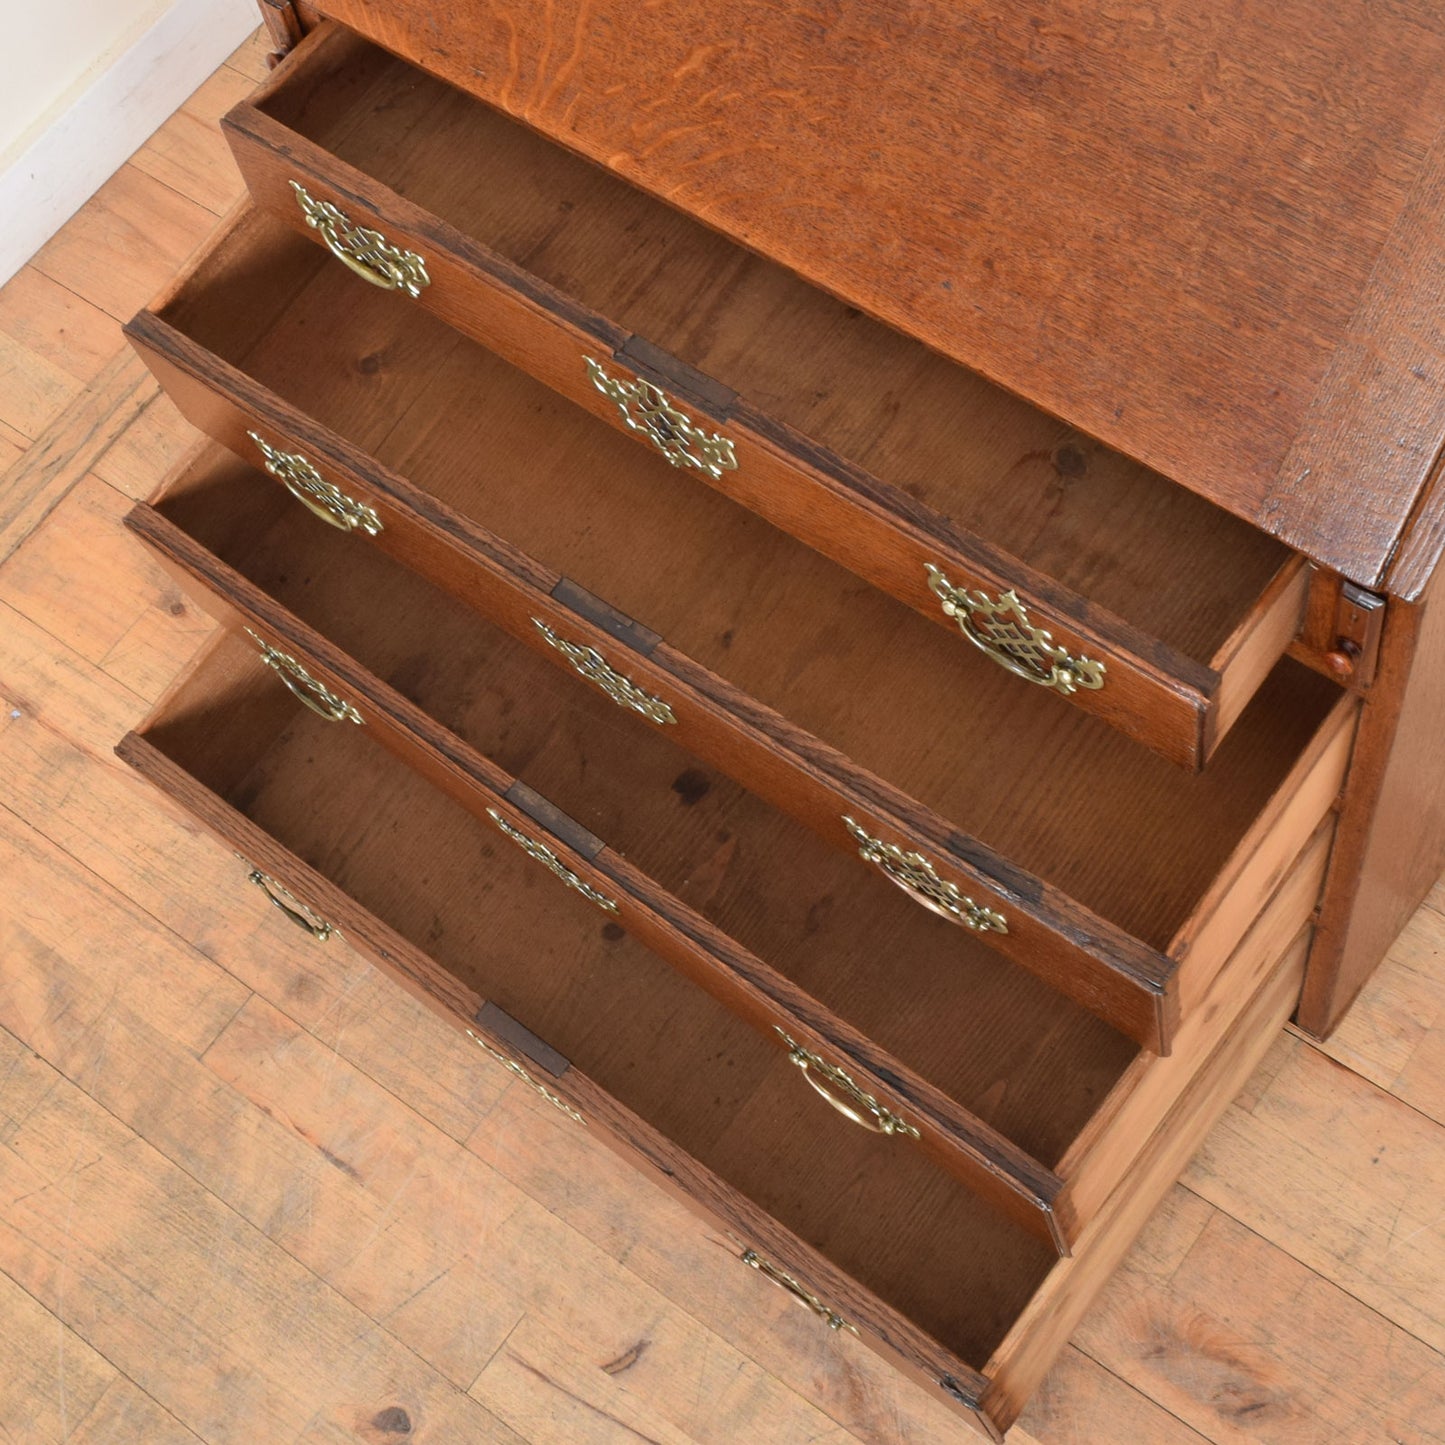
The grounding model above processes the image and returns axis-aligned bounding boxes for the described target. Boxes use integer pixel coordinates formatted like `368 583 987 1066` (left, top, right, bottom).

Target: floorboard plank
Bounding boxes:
1183 1034 1445 1357
0 351 151 565
130 65 253 217
0 473 180 667
31 165 216 323
0 1266 118 1444
0 1033 530 1445
1075 1186 1445 1443
89 384 194 501
470 1314 706 1445
0 331 85 442
1310 883 1445 1129
227 30 276 84
65 1372 206 1445
0 266 123 388
0 19 1444 1445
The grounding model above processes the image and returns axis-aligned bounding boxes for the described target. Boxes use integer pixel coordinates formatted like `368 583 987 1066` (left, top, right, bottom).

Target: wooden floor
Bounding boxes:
2 29 1444 1444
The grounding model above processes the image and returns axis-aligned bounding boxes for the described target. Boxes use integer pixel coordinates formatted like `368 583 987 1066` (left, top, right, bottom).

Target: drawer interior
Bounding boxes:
154 449 1138 1171
139 630 1061 1369
250 26 1294 671
153 214 1344 957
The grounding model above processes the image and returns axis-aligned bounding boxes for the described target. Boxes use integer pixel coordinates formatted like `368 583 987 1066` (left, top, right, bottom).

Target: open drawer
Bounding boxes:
125 210 1356 1054
210 21 1319 771
120 608 1315 1440
129 440 1338 1255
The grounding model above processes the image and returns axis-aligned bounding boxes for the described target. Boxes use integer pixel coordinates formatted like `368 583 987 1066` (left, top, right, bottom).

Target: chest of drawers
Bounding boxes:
114 2 1445 1435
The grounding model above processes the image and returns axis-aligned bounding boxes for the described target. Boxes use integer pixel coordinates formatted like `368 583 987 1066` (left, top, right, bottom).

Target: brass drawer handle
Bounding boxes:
741 1249 858 1334
290 180 431 297
466 1029 585 1125
925 565 1106 695
585 357 738 480
248 430 382 535
774 1027 920 1139
486 808 620 915
246 628 364 724
532 618 677 726
843 817 1008 934
246 865 335 940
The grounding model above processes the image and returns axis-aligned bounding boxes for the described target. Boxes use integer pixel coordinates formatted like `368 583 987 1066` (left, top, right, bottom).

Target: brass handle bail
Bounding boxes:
465 1029 585 1125
291 180 430 297
585 357 737 480
532 618 676 726
486 808 619 914
246 866 335 940
774 1027 919 1139
246 628 365 725
925 564 1105 695
248 430 382 535
741 1249 857 1334
842 817 1007 933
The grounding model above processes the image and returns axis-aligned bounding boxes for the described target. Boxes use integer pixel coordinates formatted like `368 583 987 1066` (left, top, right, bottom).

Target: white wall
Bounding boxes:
1 0 174 169
0 0 258 285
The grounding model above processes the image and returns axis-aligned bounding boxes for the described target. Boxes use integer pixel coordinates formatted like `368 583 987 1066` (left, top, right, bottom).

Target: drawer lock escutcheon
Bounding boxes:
584 357 737 480
843 817 1008 934
290 180 431 298
246 628 365 725
532 618 677 726
486 808 620 915
775 1027 920 1139
741 1249 858 1334
466 1029 585 1125
248 430 382 535
245 864 335 941
925 565 1106 695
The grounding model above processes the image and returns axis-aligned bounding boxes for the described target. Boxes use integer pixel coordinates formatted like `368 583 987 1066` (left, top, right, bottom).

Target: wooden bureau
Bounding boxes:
113 3 1445 1436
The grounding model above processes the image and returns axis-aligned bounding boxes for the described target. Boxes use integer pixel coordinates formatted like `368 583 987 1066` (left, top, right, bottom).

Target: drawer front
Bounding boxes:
219 22 1314 771
978 925 1310 1433
130 452 1353 1240
1054 818 1334 1225
124 292 1357 1062
113 644 1030 1441
115 676 1314 1442
129 528 1080 1249
124 303 1180 1054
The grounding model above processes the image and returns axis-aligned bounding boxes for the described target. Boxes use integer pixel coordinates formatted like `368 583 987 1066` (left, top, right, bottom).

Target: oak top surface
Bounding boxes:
317 0 1445 594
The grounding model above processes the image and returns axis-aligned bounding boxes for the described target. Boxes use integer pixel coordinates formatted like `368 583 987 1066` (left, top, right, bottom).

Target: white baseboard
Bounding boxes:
0 0 258 288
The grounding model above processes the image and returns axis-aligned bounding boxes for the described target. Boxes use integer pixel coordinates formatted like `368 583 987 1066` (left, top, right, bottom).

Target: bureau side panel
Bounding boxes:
1298 578 1445 1035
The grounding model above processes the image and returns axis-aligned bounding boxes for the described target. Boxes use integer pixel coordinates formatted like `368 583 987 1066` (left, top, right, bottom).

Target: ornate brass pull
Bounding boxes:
532 618 677 726
843 817 1008 934
246 628 364 724
291 181 430 297
486 808 620 914
584 357 737 480
925 565 1106 695
466 1029 585 1124
741 1249 858 1334
774 1027 919 1139
248 430 382 535
246 866 335 940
